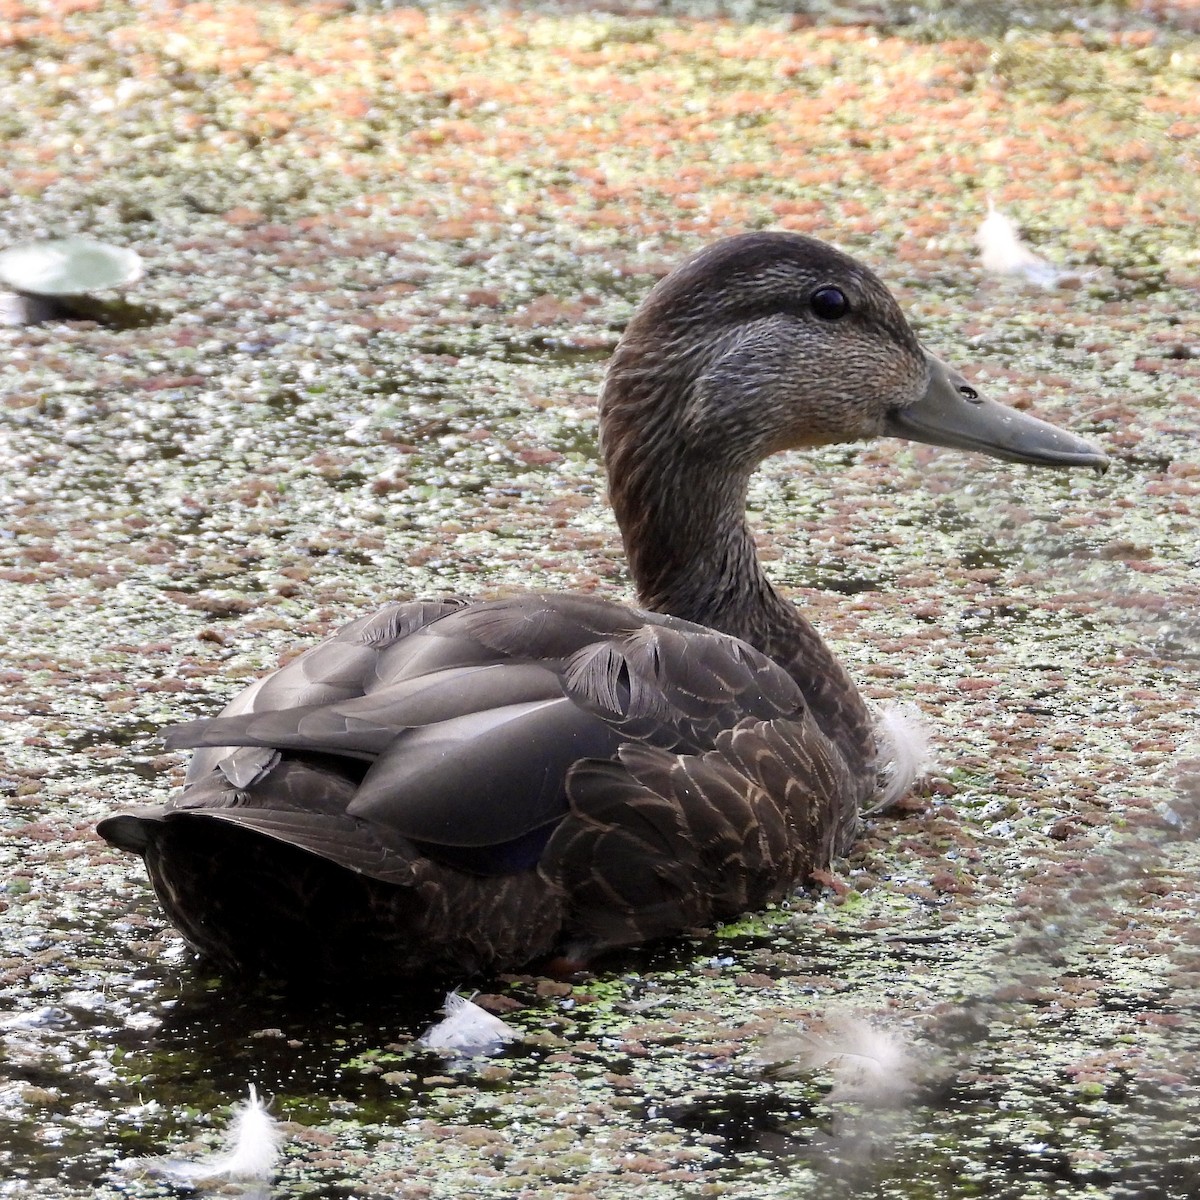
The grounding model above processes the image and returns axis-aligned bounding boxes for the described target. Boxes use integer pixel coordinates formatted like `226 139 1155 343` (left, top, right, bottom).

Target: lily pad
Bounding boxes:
0 236 143 296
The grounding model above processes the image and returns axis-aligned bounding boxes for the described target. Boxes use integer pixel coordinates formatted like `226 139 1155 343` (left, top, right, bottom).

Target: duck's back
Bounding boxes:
97 592 863 981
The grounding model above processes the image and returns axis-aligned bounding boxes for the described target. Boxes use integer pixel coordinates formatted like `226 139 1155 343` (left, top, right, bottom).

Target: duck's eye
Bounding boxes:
810 286 849 320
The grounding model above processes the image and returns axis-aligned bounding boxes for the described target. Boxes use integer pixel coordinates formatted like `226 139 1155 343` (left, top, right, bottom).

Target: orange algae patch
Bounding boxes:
9 0 1191 262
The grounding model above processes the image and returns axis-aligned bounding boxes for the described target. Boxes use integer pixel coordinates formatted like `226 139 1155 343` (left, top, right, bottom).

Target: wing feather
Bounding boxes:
137 593 853 896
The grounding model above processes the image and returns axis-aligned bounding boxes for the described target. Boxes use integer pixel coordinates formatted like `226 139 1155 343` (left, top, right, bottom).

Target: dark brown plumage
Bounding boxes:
97 232 1106 983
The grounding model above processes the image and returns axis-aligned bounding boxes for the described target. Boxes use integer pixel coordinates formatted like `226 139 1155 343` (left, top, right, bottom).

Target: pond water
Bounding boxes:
2 0 1199 1196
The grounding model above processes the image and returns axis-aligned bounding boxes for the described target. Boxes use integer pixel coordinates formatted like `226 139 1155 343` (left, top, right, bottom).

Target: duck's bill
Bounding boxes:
884 352 1108 471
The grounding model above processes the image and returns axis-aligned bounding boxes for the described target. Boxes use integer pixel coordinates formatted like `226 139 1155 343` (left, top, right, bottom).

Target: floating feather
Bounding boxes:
871 702 932 811
976 199 1082 289
117 1084 282 1185
760 1012 919 1105
419 992 520 1057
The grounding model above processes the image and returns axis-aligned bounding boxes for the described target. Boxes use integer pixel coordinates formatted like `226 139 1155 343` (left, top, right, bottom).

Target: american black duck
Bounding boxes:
97 232 1106 982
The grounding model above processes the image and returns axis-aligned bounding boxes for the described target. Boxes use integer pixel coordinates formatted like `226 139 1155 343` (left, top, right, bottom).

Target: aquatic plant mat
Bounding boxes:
2 0 1198 1195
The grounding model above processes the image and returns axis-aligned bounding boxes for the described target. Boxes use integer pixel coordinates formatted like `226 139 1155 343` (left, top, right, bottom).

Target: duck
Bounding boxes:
97 232 1106 984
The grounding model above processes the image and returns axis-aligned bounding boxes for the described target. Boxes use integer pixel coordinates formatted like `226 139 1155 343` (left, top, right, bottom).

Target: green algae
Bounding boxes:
2 0 1200 1196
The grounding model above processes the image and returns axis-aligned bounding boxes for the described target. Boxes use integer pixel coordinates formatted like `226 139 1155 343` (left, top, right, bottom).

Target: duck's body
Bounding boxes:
107 593 863 980
98 232 1105 983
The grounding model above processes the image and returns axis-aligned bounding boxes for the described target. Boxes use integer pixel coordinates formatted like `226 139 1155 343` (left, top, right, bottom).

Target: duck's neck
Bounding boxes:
605 428 875 778
614 457 783 644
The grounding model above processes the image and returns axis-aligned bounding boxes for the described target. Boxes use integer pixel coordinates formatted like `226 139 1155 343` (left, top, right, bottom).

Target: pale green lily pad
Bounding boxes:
0 236 143 296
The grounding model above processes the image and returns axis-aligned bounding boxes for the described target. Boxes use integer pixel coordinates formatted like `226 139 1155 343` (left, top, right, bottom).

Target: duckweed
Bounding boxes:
2 0 1198 1196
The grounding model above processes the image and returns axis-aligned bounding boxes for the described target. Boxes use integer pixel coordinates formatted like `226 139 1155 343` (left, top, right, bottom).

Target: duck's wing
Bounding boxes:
545 711 856 950
119 594 811 878
181 597 471 782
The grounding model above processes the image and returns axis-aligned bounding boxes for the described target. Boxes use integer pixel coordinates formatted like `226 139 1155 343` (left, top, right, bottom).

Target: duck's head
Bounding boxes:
601 231 1107 483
